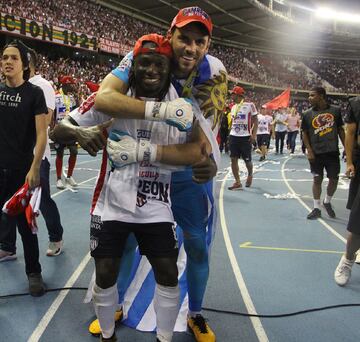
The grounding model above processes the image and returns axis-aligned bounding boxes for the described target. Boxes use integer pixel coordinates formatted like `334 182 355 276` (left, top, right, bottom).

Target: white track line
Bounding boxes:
28 175 97 341
28 253 91 342
219 172 269 342
281 157 346 244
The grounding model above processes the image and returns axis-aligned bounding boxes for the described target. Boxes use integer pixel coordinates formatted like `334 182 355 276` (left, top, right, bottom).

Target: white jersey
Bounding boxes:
274 112 288 132
257 114 272 135
229 101 258 137
29 74 55 162
70 86 186 224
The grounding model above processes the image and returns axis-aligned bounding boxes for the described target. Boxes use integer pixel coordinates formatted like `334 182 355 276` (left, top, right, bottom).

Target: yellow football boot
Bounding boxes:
88 309 123 336
187 314 216 342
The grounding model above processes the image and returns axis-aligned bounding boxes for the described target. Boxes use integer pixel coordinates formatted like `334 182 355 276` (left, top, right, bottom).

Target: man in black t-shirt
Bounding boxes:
301 87 345 220
0 40 48 296
334 96 360 286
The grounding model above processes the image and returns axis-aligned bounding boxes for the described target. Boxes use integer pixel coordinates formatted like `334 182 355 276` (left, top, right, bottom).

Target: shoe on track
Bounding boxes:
334 255 354 286
65 176 78 187
323 201 336 218
28 273 46 297
307 208 321 220
0 250 17 262
228 182 242 191
100 332 117 341
188 314 216 342
46 241 63 256
89 309 123 336
56 179 65 189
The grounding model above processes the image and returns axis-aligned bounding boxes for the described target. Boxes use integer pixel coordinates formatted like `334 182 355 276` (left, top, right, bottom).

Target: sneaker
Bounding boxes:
334 255 354 286
355 252 360 264
56 179 65 189
228 182 242 191
89 309 123 336
100 333 117 342
65 176 78 187
46 241 63 256
323 201 336 218
0 249 17 262
27 273 46 297
307 208 321 220
245 175 253 187
188 314 216 342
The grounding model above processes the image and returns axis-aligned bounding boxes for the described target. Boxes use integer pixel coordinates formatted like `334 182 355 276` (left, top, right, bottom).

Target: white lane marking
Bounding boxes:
28 174 98 341
51 176 97 198
28 253 91 342
281 157 346 244
219 171 269 342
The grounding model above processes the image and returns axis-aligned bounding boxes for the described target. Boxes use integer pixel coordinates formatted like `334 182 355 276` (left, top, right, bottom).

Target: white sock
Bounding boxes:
313 199 321 209
324 195 332 204
92 283 118 339
154 284 180 342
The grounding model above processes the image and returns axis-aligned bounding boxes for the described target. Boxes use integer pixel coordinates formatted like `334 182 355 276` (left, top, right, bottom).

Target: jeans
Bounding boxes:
287 131 298 153
0 168 41 274
275 131 287 153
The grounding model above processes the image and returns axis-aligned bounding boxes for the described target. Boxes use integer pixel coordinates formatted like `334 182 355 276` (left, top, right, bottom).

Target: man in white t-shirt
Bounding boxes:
228 86 258 190
272 108 288 154
256 109 272 161
0 49 64 259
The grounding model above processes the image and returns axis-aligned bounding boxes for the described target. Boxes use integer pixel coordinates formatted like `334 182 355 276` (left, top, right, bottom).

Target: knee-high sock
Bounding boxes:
67 155 77 177
55 155 63 179
184 236 209 312
92 283 118 338
154 284 180 342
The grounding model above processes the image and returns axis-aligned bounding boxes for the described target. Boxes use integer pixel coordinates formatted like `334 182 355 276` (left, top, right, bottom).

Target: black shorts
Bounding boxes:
257 134 270 147
347 159 360 234
309 152 340 179
90 215 178 258
229 136 252 162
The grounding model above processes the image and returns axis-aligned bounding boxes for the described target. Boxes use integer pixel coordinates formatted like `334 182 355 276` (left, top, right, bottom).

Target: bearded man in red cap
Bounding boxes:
228 86 258 190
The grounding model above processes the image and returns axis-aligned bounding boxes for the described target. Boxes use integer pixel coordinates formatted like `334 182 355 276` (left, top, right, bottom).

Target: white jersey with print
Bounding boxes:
70 86 186 224
229 102 258 137
257 114 272 135
29 74 55 162
55 92 76 122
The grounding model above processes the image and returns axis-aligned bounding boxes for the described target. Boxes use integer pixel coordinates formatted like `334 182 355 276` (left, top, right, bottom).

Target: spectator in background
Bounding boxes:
228 86 258 190
302 87 345 220
286 107 301 154
272 107 288 154
54 76 79 189
0 40 47 296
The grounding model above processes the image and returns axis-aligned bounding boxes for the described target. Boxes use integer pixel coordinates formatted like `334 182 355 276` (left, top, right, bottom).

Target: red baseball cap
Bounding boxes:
170 7 213 36
133 34 172 59
59 75 76 84
231 86 245 95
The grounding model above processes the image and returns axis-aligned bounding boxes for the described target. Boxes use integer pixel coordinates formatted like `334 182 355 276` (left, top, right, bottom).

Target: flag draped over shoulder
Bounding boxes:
262 88 291 110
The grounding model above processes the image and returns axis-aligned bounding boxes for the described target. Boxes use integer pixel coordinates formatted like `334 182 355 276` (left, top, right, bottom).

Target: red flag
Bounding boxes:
262 88 291 110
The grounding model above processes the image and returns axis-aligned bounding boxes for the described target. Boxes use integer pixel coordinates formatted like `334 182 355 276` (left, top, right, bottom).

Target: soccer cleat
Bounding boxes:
65 176 78 187
228 182 242 191
28 273 46 297
307 208 321 220
188 315 216 342
323 201 336 218
0 249 17 262
46 241 63 256
334 255 354 286
88 309 123 336
245 175 253 187
56 179 65 189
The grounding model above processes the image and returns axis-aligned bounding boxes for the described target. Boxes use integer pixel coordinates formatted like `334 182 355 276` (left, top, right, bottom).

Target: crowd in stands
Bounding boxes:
2 0 360 94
